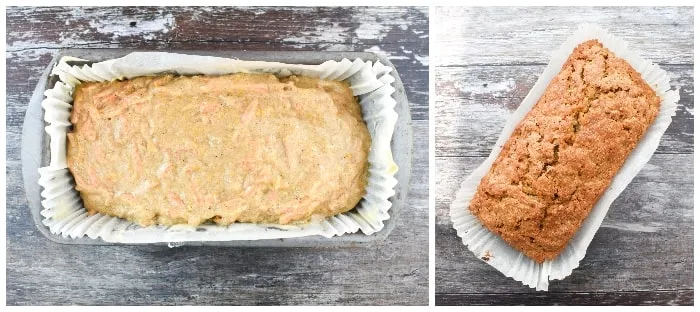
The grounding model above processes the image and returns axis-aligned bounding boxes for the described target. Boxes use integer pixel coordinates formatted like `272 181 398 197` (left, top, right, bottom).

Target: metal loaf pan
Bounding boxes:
21 49 413 247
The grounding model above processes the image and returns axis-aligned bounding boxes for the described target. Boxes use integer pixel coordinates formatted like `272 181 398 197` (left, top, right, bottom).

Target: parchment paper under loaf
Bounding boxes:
38 53 399 243
449 24 680 291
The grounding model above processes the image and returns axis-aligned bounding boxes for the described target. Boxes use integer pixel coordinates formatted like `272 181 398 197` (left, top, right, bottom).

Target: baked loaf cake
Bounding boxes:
67 73 370 226
469 40 660 263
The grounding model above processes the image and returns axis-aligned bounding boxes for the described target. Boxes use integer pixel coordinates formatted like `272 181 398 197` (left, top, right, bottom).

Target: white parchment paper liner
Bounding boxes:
449 24 680 290
38 53 399 243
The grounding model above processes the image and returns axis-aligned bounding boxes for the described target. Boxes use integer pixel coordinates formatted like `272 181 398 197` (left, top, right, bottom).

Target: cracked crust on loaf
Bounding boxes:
468 40 660 263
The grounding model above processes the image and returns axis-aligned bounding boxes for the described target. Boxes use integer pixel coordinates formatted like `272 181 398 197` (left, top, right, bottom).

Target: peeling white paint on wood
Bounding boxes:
600 222 662 233
355 22 390 40
280 22 351 45
414 54 429 66
88 12 175 40
458 78 516 96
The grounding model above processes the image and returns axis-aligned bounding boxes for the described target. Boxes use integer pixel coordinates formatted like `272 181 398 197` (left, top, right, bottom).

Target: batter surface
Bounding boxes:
67 73 370 226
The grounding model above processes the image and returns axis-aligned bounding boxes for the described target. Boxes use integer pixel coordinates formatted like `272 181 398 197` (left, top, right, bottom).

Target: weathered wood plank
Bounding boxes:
7 7 429 48
434 6 694 66
6 6 428 306
435 65 694 157
435 155 693 294
436 290 694 306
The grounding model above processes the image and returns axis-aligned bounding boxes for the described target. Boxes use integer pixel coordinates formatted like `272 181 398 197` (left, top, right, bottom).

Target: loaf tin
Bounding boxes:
22 49 412 247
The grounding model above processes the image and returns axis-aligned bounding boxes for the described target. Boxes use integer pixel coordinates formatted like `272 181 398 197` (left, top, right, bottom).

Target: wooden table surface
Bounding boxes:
6 7 428 305
435 7 694 305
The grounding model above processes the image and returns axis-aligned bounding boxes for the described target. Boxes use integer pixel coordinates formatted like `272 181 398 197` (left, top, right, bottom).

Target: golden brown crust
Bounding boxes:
469 40 661 263
67 73 370 226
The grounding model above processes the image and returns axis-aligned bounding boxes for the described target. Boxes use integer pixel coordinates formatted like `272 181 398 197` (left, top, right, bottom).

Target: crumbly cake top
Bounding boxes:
67 73 370 226
469 40 660 263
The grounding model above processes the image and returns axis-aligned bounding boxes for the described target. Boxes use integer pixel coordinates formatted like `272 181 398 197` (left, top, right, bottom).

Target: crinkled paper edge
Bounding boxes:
449 24 680 291
38 53 399 243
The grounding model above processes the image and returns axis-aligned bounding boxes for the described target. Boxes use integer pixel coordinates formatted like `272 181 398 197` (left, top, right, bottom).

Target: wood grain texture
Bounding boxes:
434 6 694 66
436 290 694 306
435 6 693 305
6 6 428 306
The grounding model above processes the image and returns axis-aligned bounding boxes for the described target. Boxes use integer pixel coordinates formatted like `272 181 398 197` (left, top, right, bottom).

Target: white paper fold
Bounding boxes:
450 24 680 290
38 52 399 243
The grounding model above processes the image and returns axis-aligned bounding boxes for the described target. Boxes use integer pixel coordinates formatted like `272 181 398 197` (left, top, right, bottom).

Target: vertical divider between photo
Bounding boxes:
428 5 437 307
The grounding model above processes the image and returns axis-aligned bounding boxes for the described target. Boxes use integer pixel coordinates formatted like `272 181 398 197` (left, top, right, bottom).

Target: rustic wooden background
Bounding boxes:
6 7 429 305
435 7 694 305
